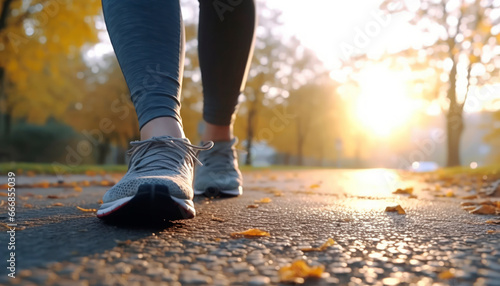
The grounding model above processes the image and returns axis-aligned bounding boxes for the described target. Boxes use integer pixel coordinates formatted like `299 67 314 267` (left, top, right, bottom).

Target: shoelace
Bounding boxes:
127 137 213 174
199 143 238 169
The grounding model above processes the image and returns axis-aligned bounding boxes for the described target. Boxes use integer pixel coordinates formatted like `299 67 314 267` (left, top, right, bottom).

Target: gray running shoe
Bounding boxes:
97 136 213 221
193 138 243 197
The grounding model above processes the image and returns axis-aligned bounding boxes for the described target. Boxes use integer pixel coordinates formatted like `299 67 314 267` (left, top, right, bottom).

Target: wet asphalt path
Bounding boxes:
0 169 499 285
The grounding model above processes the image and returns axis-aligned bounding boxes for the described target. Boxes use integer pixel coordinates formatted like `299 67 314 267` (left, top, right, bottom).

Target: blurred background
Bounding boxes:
0 0 499 170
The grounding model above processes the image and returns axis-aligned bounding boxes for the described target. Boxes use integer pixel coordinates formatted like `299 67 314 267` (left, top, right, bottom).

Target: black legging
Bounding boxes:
102 0 256 129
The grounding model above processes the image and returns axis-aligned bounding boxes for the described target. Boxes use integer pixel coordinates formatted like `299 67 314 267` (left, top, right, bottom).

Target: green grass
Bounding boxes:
0 162 128 175
0 162 320 175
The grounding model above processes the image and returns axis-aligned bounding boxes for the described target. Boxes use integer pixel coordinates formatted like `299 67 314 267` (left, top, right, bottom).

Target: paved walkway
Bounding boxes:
1 169 499 285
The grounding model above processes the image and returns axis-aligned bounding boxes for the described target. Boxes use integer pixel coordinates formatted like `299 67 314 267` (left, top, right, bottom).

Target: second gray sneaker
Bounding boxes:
193 138 243 197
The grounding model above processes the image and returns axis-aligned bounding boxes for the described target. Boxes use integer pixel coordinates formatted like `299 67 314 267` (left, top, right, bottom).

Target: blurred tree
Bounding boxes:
0 0 101 136
65 55 139 164
381 0 500 166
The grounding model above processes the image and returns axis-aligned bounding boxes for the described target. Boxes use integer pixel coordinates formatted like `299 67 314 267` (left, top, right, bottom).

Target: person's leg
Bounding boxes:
194 0 256 197
98 0 212 222
102 0 185 140
198 0 256 141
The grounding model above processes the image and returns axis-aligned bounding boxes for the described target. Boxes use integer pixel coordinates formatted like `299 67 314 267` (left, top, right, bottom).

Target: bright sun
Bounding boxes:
355 65 414 137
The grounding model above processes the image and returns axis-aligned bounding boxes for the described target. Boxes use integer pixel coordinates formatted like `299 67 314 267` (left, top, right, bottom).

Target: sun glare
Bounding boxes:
355 66 413 137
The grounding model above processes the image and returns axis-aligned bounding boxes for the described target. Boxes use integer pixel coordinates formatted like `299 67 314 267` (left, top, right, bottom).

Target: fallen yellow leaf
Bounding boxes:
301 238 335 252
438 269 455 279
446 191 454 197
309 184 321 189
385 205 406 215
230 228 270 238
393 187 413 195
74 186 83 192
279 260 325 283
76 206 97 212
52 203 64 206
254 198 272 204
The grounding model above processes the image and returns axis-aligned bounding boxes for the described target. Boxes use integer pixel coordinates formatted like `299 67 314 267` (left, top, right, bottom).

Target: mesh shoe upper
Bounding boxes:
102 136 213 203
193 138 243 192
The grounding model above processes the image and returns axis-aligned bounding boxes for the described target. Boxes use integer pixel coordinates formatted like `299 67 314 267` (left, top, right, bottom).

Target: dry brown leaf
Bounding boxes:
460 202 476 207
278 260 325 283
461 195 478 200
254 198 272 204
0 192 8 197
487 230 500 234
23 204 33 208
393 187 413 195
52 203 64 206
486 219 500 225
301 238 335 252
76 206 97 212
385 205 406 215
47 195 60 199
0 184 8 189
409 195 418 199
0 200 5 207
247 204 259 209
469 204 496 215
115 239 132 246
26 171 36 177
230 228 270 238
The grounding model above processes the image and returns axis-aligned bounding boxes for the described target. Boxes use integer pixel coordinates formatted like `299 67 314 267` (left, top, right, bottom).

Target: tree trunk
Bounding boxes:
245 107 256 166
97 139 111 165
445 59 463 167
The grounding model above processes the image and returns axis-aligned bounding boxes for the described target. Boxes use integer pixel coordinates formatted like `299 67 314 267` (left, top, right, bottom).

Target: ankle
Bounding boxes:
202 122 232 142
140 117 185 140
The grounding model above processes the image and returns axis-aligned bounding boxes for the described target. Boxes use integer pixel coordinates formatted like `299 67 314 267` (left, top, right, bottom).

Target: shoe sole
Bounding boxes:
194 186 243 197
97 184 195 221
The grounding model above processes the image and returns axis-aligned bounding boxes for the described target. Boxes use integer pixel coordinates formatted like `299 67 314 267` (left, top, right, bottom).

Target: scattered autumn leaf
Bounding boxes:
230 228 270 238
461 195 478 200
301 238 335 252
115 239 132 246
446 191 455 197
486 219 500 225
73 186 83 192
47 195 60 199
0 192 8 197
247 204 259 209
85 170 97 177
0 200 5 207
0 184 8 189
100 180 114 187
309 184 321 189
385 205 406 215
26 171 36 177
23 204 33 208
255 198 272 204
52 203 64 206
211 215 225 222
274 191 283 197
76 206 97 212
279 260 325 283
438 270 456 280
98 199 103 204
393 187 413 195
469 204 496 215
460 202 476 207
82 181 90 187
487 230 500 234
